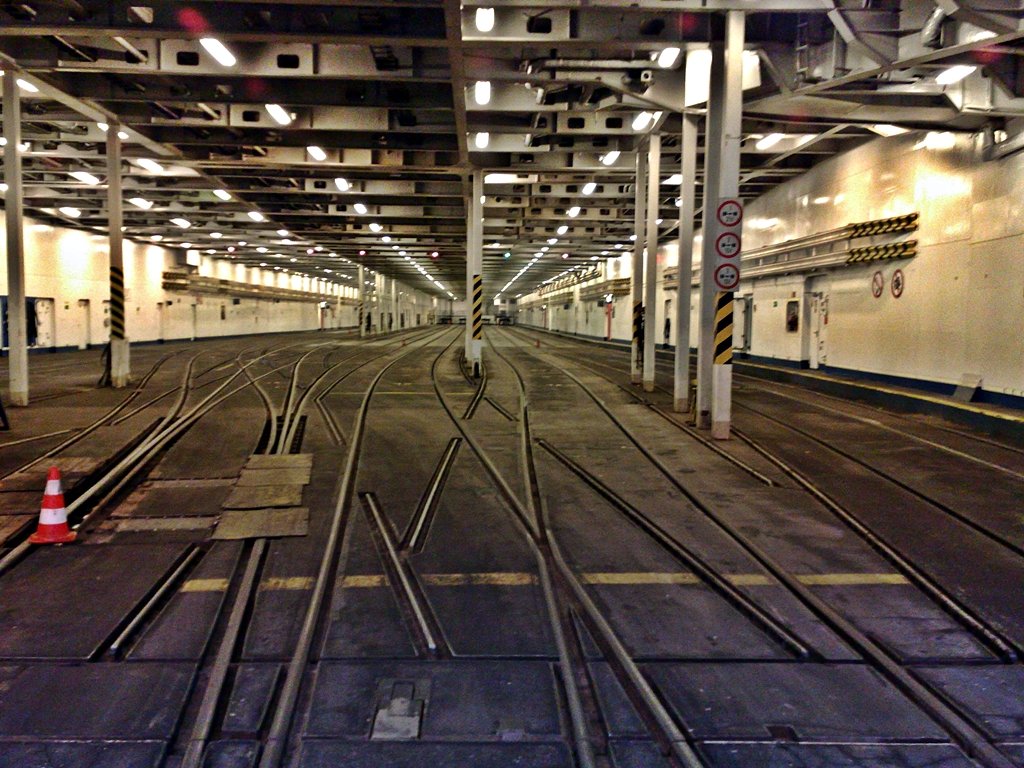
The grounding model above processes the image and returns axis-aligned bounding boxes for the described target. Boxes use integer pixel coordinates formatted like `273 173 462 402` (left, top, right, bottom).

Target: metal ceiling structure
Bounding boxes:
0 0 1022 302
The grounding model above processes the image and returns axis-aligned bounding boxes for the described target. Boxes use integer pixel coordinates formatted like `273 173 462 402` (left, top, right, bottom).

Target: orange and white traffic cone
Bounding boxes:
28 466 76 545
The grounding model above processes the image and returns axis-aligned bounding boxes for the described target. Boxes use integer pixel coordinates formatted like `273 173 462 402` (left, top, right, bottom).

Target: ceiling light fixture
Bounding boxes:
334 177 350 192
16 78 38 93
265 103 293 126
755 133 784 150
475 7 495 32
136 158 163 173
657 47 681 69
582 182 596 195
662 174 682 185
70 171 100 185
935 64 976 86
213 188 232 201
474 131 490 149
631 111 653 132
307 145 327 161
369 222 383 232
474 80 491 106
354 202 368 214
128 197 153 210
600 150 620 166
170 217 191 228
869 124 909 137
567 206 581 218
247 211 265 222
557 224 568 235
199 38 237 67
58 206 81 218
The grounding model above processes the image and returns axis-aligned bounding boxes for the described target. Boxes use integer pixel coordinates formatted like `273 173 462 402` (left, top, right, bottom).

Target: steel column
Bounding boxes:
107 123 130 387
696 10 744 437
674 106 699 413
466 171 483 375
3 72 28 406
630 146 648 385
642 134 660 393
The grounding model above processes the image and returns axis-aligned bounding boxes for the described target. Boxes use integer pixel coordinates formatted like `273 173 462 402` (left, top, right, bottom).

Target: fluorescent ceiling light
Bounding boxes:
247 211 265 221
915 131 956 151
662 173 682 185
334 177 350 192
869 124 909 137
484 173 521 184
128 197 153 210
582 182 596 195
556 224 568 235
935 65 976 86
265 103 293 126
70 171 100 185
210 232 223 239
257 246 268 253
277 229 289 236
755 133 784 150
657 47 681 69
136 158 163 173
213 188 232 201
474 131 490 149
369 222 383 232
16 78 38 93
307 145 327 161
199 38 237 67
547 238 558 245
381 235 391 242
475 7 495 32
170 217 191 228
632 111 653 132
151 234 162 241
567 206 581 218
354 203 368 214
474 80 491 106
58 206 81 218
600 151 620 166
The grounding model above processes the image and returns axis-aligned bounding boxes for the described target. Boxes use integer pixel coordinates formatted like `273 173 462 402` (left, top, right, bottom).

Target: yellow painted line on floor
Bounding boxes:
262 576 315 590
582 572 701 585
341 574 388 588
423 572 538 586
331 391 435 396
180 578 230 593
797 573 909 586
335 571 909 589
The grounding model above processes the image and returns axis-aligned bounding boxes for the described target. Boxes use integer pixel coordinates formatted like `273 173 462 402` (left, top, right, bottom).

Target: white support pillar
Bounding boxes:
358 265 366 337
630 147 648 385
3 72 28 406
107 123 130 387
674 106 699 413
642 134 660 393
465 171 483 375
389 277 396 333
697 11 744 438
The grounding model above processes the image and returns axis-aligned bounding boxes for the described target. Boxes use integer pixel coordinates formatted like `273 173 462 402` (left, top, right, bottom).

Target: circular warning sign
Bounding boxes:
716 199 743 227
891 268 905 298
713 263 740 291
871 271 884 298
715 232 741 259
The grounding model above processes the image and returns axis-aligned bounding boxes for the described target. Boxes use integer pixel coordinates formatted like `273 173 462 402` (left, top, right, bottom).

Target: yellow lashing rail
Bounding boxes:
849 213 918 238
846 240 917 263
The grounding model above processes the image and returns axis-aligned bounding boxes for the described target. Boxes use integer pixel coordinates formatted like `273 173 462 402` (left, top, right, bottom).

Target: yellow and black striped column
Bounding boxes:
713 291 733 366
109 265 126 340
471 274 483 340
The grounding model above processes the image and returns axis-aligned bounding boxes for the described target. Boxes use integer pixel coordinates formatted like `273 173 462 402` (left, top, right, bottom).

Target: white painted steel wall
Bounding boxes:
519 131 1024 400
0 215 434 349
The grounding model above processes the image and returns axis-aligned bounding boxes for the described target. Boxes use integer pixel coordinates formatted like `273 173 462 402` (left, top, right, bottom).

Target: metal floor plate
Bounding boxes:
700 743 978 767
297 741 572 768
213 507 309 539
0 741 166 768
222 484 305 509
305 661 561 740
0 543 187 658
0 663 193 739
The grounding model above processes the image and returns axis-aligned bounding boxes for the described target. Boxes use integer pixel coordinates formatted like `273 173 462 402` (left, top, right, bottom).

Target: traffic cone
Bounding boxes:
28 466 76 544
